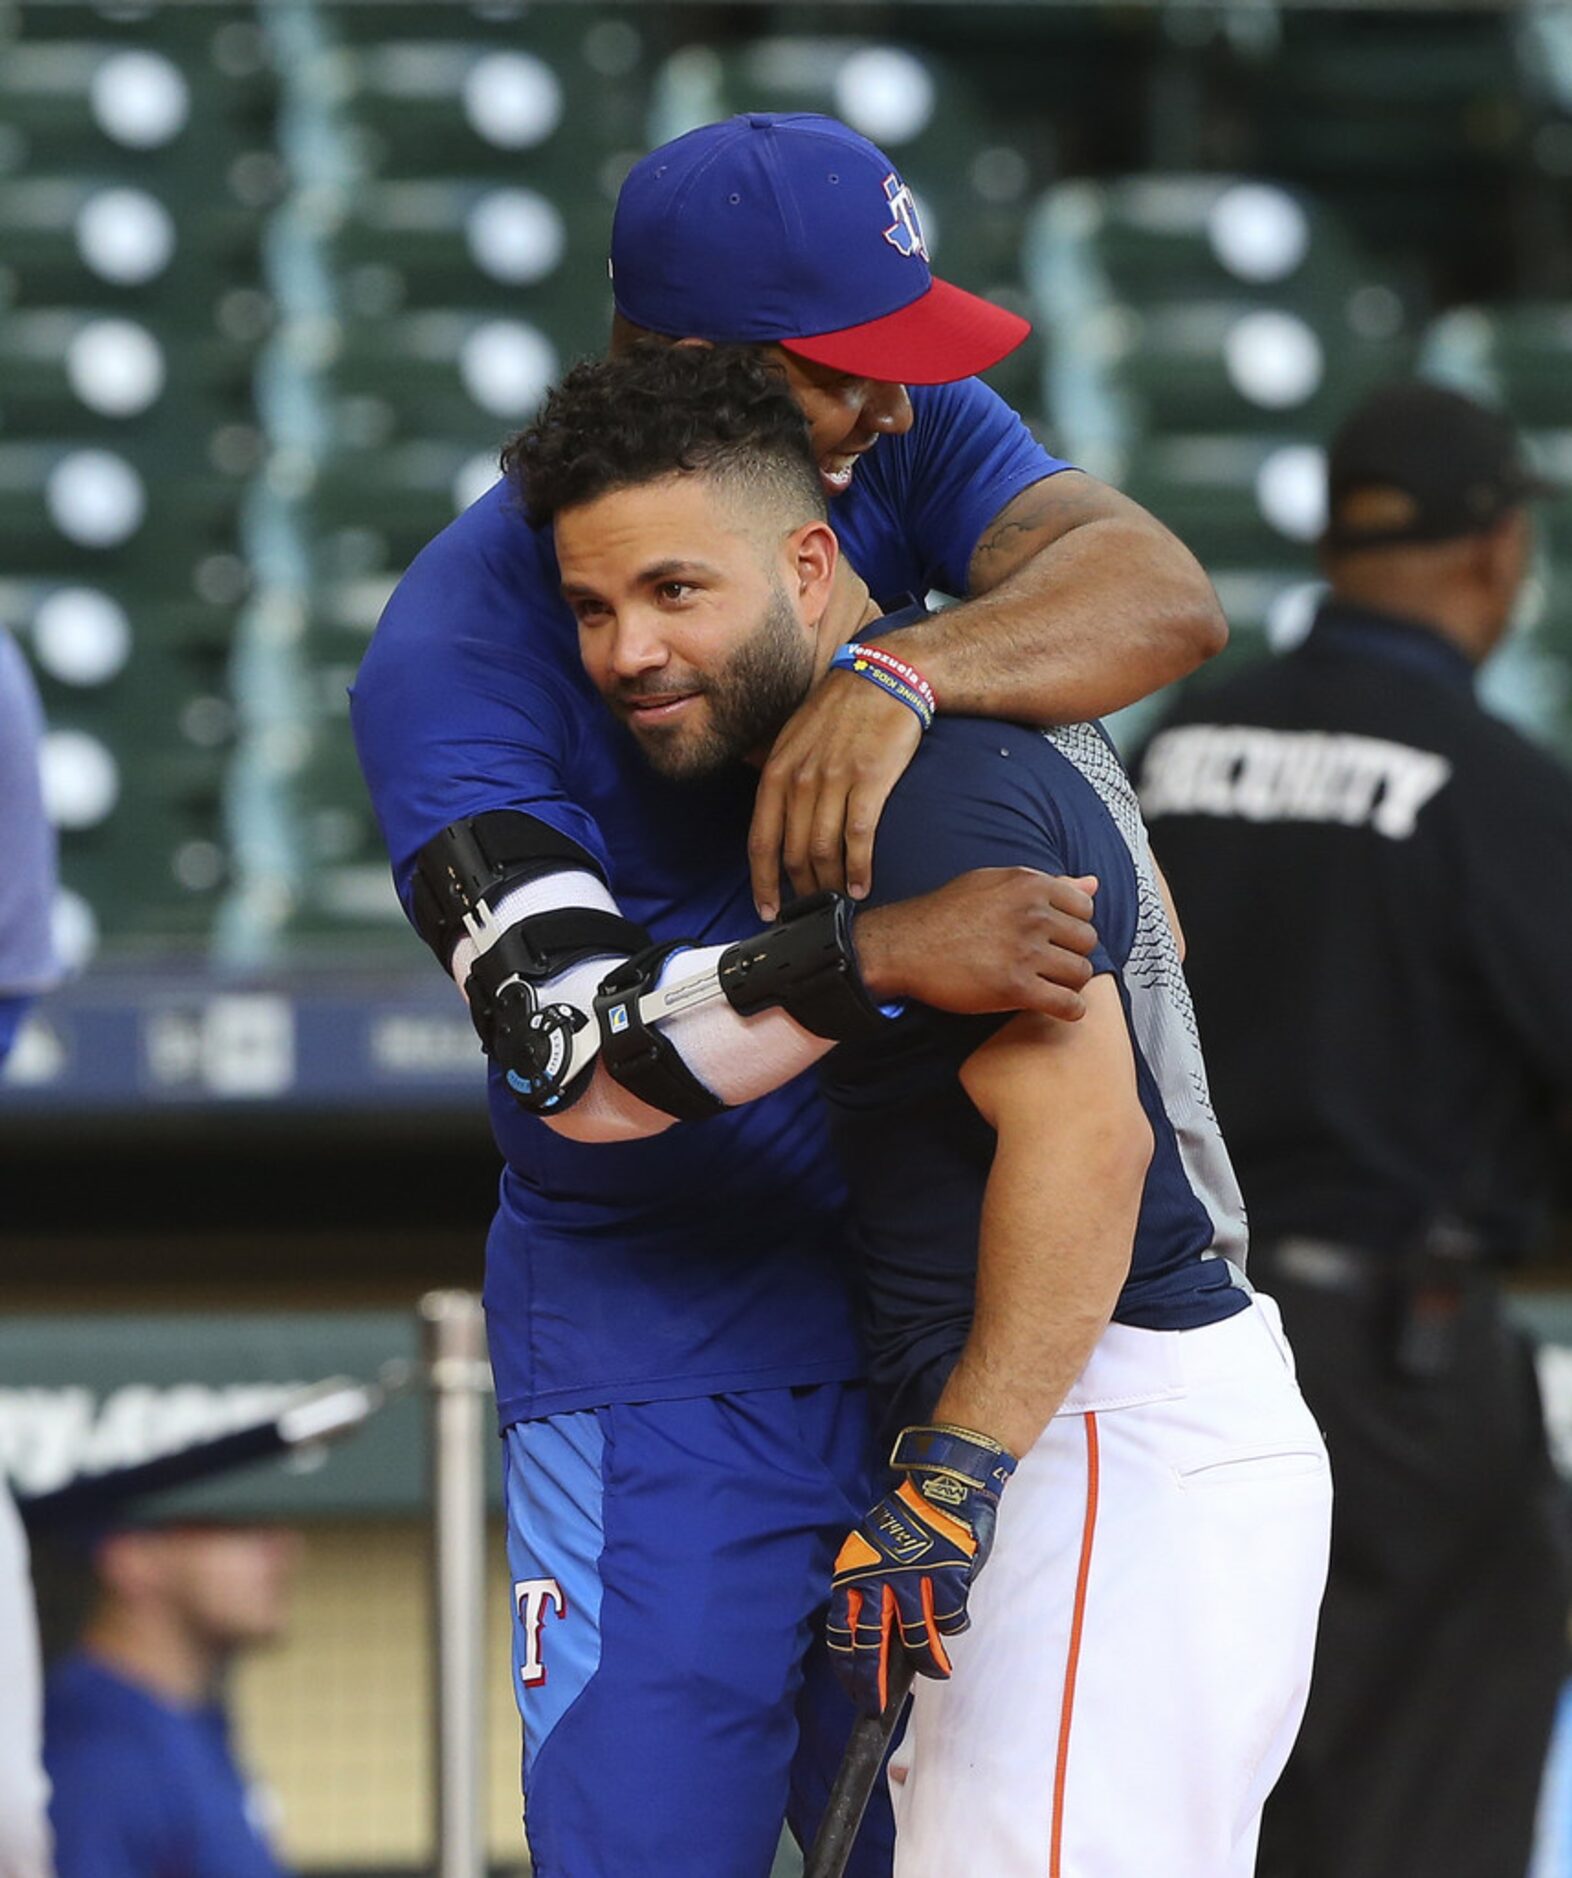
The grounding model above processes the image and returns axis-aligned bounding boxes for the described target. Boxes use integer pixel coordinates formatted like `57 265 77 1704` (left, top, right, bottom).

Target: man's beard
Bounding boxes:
617 582 814 782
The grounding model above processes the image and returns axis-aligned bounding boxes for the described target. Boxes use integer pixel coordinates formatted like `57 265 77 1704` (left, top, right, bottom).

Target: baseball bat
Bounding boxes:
803 1654 916 1878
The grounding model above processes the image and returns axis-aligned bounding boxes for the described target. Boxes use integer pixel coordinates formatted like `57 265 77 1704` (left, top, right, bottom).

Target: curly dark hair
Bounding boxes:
502 341 826 530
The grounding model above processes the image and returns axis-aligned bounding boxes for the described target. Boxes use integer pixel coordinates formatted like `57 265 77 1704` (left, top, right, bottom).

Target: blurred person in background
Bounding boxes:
44 1522 298 1878
0 622 58 1065
1137 380 1572 1878
0 624 59 1878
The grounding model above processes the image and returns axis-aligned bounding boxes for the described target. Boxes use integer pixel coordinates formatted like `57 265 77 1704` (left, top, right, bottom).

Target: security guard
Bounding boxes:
1137 380 1572 1878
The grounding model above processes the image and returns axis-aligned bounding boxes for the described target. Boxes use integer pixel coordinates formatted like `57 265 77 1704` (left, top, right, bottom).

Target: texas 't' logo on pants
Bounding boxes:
515 1577 567 1688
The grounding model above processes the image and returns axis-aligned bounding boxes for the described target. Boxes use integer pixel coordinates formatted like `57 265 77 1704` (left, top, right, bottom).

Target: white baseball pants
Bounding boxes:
888 1293 1332 1878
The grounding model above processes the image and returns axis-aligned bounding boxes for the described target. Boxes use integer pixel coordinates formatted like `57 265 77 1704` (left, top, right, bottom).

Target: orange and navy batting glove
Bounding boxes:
827 1423 1017 1718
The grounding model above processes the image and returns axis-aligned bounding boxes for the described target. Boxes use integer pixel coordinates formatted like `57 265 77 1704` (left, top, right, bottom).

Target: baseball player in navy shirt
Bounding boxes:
351 115 1225 1875
518 340 1332 1877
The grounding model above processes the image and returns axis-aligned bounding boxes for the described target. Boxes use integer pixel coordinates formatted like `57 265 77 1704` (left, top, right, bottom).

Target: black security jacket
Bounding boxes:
1137 599 1572 1262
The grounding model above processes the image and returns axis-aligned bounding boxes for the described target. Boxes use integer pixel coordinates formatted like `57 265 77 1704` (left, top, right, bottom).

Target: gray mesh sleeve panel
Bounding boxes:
1046 724 1250 1272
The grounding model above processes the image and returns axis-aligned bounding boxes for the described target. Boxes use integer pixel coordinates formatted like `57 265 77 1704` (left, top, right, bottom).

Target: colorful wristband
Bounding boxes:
829 642 937 731
851 644 938 715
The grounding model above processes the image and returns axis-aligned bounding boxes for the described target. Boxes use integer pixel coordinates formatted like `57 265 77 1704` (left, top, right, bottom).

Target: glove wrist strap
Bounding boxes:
890 1424 1018 1494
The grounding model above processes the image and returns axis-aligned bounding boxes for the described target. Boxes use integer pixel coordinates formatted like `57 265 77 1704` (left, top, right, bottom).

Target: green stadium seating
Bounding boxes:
1424 302 1572 430
6 0 1571 960
0 2 273 961
320 4 650 184
1027 175 1414 469
1024 169 1424 741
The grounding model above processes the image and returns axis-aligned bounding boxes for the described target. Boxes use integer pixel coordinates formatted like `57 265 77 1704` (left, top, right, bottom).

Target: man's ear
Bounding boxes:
1468 514 1519 594
788 519 838 618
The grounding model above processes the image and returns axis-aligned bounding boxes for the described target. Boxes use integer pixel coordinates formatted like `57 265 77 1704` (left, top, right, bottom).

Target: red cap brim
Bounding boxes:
780 275 1030 386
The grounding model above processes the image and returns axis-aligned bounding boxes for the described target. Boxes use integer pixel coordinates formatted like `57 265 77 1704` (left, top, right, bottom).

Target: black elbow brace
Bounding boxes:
411 812 648 1113
466 908 650 1114
718 892 893 1039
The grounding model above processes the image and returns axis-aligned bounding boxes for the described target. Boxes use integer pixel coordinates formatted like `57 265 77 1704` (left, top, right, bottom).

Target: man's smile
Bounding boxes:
620 688 703 726
820 441 879 497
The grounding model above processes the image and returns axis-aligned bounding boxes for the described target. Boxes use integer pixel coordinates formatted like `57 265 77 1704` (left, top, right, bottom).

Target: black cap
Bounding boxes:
1323 380 1556 553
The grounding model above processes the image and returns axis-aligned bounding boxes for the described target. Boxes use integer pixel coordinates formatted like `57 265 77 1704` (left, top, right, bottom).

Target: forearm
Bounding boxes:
868 477 1226 724
555 893 970 1140
945 986 1152 1455
934 1121 1144 1457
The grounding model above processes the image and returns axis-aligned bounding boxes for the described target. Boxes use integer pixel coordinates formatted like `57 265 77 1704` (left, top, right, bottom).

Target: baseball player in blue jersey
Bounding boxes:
351 115 1225 1876
518 340 1333 1877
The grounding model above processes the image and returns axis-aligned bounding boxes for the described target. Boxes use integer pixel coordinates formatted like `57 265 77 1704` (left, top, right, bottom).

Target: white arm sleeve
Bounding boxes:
448 868 831 1144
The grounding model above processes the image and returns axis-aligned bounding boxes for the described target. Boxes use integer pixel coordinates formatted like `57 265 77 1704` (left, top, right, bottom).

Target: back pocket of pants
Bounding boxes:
1176 1444 1327 1490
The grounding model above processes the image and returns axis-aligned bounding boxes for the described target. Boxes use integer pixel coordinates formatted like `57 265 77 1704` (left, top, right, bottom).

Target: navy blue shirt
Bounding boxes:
45 1653 288 1878
820 708 1250 1434
350 377 1067 1423
1138 599 1572 1260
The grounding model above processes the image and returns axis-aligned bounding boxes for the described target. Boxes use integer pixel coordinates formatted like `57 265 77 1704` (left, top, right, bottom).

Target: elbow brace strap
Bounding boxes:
410 810 613 970
719 892 893 1038
597 944 730 1124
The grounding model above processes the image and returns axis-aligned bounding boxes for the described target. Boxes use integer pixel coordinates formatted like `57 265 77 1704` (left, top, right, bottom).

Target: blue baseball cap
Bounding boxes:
610 113 1030 386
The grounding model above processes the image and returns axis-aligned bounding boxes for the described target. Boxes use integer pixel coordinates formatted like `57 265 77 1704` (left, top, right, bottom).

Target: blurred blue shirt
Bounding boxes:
45 1652 288 1878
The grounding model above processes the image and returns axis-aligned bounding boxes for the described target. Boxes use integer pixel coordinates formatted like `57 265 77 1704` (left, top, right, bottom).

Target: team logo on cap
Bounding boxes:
881 173 928 262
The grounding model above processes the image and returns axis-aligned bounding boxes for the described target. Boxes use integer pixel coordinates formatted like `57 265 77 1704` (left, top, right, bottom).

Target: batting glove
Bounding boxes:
827 1423 1017 1717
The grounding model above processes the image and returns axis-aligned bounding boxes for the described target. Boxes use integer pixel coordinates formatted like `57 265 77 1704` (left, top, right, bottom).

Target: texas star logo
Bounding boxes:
515 1577 567 1689
881 172 928 262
